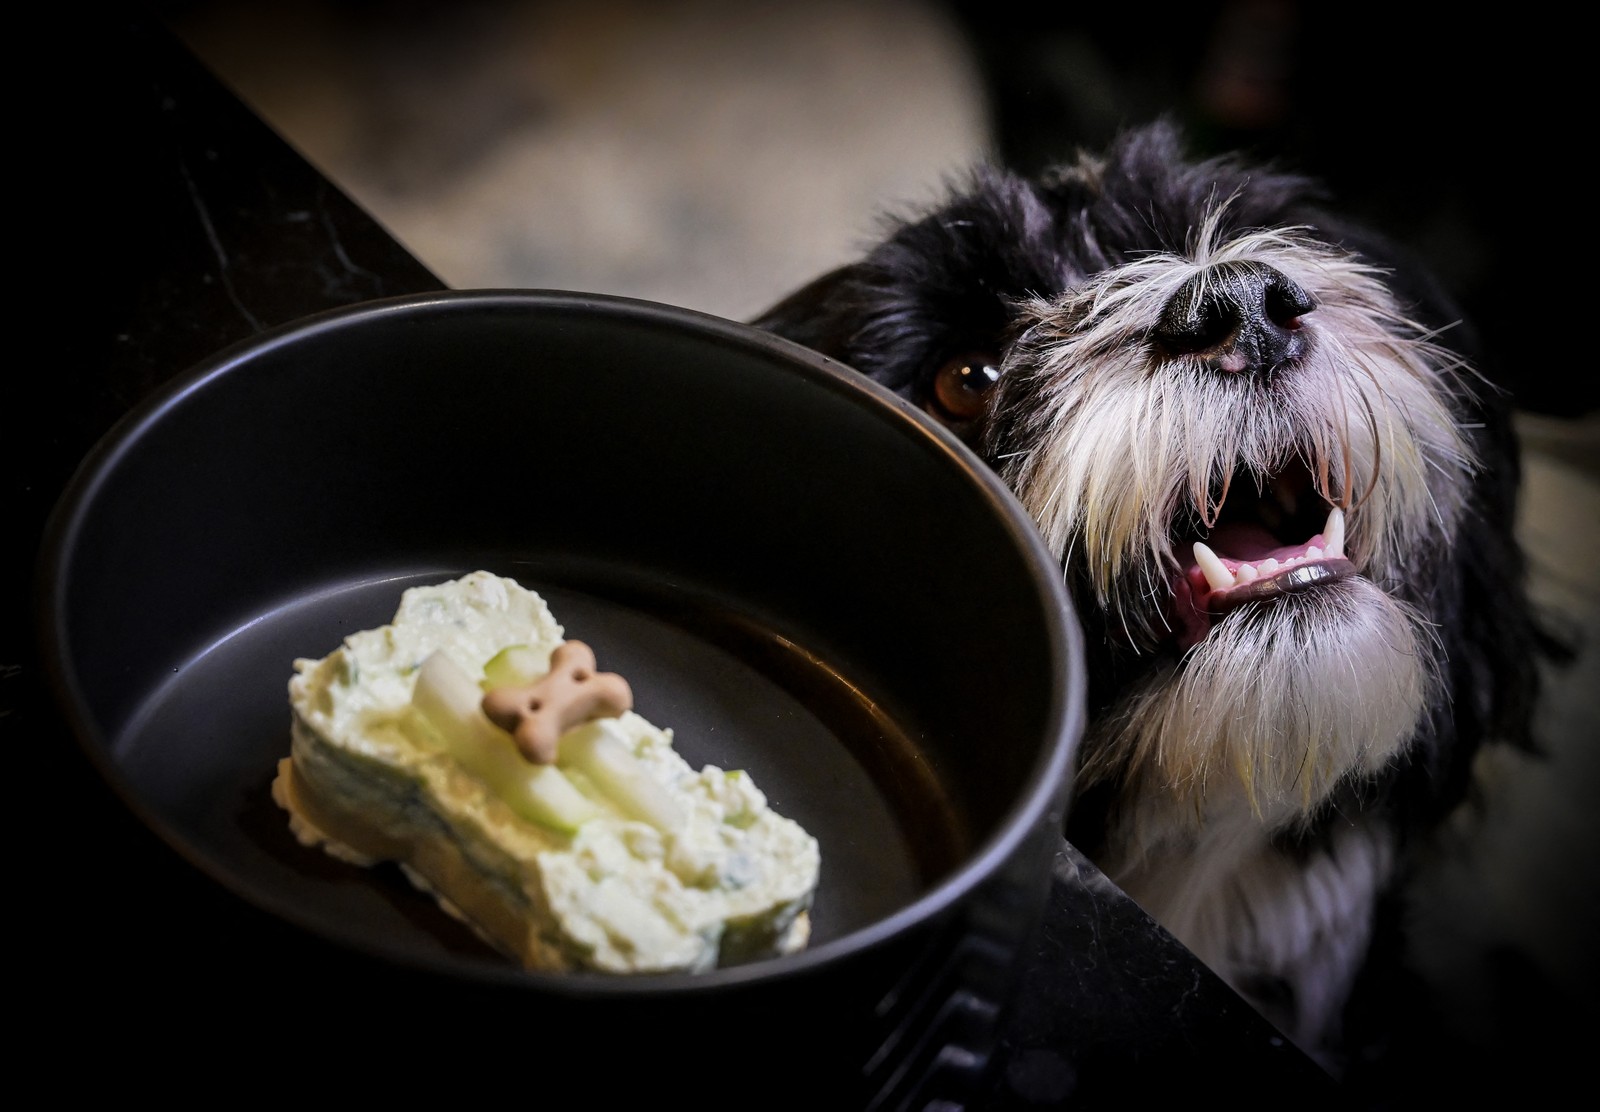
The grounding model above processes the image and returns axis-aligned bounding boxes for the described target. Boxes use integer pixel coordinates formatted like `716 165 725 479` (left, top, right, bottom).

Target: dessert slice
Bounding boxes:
272 570 820 974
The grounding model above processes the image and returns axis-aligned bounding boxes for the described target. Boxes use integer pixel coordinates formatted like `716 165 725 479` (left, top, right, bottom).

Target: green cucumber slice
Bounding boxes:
411 650 601 833
481 644 546 689
559 721 685 833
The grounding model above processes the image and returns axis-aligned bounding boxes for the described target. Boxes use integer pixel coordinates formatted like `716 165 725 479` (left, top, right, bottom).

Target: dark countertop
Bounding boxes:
14 12 1343 1106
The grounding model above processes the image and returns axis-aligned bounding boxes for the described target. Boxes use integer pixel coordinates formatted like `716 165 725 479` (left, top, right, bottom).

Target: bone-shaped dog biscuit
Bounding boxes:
480 640 633 764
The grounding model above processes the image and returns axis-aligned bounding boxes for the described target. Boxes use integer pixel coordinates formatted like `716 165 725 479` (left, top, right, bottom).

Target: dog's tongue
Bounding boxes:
1206 521 1301 563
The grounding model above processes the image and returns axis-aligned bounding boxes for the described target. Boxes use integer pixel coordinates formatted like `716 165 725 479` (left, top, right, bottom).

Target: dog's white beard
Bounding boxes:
1090 576 1434 1061
1088 575 1438 830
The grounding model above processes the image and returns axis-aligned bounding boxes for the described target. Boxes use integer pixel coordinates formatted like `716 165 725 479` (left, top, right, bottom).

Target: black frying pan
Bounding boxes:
36 290 1084 1103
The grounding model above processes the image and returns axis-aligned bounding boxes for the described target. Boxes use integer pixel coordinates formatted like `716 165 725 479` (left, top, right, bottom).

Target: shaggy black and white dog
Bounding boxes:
752 119 1541 1073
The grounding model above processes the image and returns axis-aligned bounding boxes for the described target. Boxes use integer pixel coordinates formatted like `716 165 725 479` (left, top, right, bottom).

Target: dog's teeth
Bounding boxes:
1258 557 1279 574
1307 545 1324 560
1193 541 1235 591
1237 563 1259 584
1323 507 1346 558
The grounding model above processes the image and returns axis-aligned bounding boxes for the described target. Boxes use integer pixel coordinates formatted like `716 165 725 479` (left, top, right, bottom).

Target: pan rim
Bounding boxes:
34 288 1086 995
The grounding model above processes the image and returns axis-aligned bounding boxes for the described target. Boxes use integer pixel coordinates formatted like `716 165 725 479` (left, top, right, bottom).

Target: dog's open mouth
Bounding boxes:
1169 460 1357 649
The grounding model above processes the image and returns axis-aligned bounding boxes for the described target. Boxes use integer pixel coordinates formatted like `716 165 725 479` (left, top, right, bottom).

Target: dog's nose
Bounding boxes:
1154 261 1316 375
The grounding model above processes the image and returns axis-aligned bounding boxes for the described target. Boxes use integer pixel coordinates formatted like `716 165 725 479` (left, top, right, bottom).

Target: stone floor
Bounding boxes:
166 0 1599 1075
164 0 992 323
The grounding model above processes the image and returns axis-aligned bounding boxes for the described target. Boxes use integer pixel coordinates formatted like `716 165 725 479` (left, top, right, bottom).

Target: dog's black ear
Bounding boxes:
749 263 868 364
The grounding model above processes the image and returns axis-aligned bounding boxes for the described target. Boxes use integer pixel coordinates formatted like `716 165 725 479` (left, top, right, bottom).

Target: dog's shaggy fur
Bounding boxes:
752 119 1542 1072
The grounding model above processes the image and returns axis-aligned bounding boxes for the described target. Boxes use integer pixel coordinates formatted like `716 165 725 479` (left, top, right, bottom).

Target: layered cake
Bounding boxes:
272 570 820 973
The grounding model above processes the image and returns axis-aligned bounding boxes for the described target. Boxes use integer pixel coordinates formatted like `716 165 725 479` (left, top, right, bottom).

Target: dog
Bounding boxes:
751 118 1542 1075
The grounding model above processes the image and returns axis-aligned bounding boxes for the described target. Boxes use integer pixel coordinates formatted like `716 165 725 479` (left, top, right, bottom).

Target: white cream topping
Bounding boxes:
282 571 821 974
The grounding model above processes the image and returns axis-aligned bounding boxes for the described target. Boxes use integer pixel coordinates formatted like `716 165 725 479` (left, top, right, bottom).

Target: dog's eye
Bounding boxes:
928 351 1000 426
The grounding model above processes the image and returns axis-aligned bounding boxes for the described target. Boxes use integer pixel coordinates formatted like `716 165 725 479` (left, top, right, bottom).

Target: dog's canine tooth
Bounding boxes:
1193 540 1234 590
1323 506 1345 558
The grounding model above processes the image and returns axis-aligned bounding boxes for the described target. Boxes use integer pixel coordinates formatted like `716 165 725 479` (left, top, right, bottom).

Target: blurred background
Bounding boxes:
148 0 1597 1096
